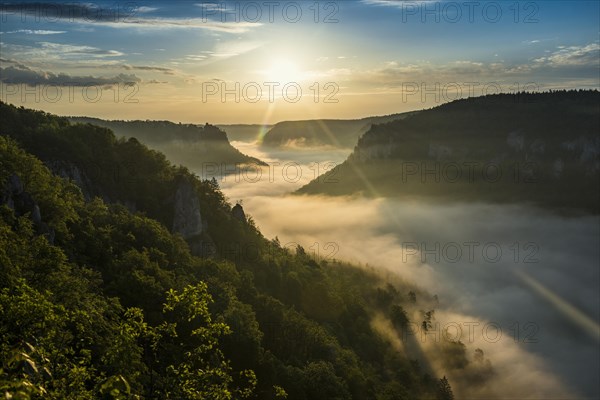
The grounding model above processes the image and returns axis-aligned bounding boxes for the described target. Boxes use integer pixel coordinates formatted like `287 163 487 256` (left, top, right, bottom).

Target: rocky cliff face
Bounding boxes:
2 174 54 243
171 179 217 257
45 160 95 201
349 117 599 177
172 179 203 239
231 203 247 223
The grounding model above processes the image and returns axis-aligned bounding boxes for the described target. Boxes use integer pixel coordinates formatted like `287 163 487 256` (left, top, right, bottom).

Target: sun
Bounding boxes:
264 58 302 83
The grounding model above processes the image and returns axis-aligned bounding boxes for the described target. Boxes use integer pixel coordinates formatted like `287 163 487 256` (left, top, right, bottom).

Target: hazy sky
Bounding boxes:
1 0 599 123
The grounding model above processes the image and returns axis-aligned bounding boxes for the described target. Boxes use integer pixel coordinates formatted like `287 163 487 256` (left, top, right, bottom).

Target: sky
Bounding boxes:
0 0 599 123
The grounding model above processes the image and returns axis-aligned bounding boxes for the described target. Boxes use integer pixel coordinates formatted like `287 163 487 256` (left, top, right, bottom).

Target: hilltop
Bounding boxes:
261 113 416 149
297 91 600 213
69 116 266 168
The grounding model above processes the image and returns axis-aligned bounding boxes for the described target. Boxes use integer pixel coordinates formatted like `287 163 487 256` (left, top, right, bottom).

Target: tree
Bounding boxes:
390 305 409 329
160 283 255 399
408 291 416 304
437 376 454 400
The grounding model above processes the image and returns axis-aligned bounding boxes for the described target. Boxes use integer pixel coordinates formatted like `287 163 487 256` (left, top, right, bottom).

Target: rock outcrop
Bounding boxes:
232 203 246 223
1 174 54 243
171 178 217 257
172 179 203 239
45 160 95 201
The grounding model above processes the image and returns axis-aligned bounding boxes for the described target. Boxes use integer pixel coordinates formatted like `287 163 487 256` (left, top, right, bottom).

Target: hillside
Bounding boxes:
297 91 600 213
217 124 272 143
261 113 416 149
69 117 266 169
0 102 482 399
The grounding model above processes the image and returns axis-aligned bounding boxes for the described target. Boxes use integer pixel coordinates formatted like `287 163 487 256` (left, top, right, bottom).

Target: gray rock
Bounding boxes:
172 179 203 239
45 160 95 200
31 205 42 225
7 174 24 195
232 203 246 223
2 174 52 241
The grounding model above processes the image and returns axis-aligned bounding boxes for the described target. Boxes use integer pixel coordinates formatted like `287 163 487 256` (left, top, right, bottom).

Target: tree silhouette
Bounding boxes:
437 376 454 400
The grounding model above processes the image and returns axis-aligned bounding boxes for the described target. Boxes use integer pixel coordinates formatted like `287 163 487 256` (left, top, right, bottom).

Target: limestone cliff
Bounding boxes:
172 179 203 239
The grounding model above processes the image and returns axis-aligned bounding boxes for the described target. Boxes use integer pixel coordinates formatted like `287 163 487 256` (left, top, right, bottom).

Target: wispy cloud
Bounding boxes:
174 41 262 66
38 41 124 57
121 64 175 75
2 29 67 35
361 0 438 7
135 6 159 13
94 17 261 33
0 3 261 34
534 43 600 67
310 44 600 94
0 63 140 86
0 41 125 62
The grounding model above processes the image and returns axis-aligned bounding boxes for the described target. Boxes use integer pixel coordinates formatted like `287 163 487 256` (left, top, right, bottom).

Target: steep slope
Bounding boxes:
69 117 267 168
261 112 416 149
297 91 600 213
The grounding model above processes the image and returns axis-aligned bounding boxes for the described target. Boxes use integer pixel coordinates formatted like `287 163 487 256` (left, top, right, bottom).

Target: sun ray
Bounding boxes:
514 268 600 342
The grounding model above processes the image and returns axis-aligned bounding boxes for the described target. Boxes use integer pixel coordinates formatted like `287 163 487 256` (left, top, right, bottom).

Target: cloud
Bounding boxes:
211 40 263 58
0 57 28 69
93 17 261 34
0 41 126 65
0 64 140 86
347 60 530 90
2 29 66 35
361 0 438 7
135 6 158 13
145 79 168 84
174 42 262 66
0 2 261 33
37 41 124 57
316 47 599 96
185 54 210 61
534 43 600 67
121 64 175 75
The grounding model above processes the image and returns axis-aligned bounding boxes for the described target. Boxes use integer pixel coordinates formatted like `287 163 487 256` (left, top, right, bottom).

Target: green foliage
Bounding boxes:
0 136 82 240
159 284 254 399
0 102 457 399
437 376 454 400
0 343 50 400
99 375 132 400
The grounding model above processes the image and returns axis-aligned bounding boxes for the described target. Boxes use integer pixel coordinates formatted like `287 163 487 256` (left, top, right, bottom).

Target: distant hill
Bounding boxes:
216 124 272 142
261 113 416 149
69 117 266 168
297 91 600 213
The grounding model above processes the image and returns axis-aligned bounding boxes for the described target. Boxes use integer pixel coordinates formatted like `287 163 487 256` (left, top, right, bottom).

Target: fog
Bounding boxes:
200 141 600 399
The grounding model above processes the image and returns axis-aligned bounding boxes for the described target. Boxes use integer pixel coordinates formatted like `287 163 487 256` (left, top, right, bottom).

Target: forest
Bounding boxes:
68 117 266 170
298 90 600 213
260 113 415 149
0 101 484 399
